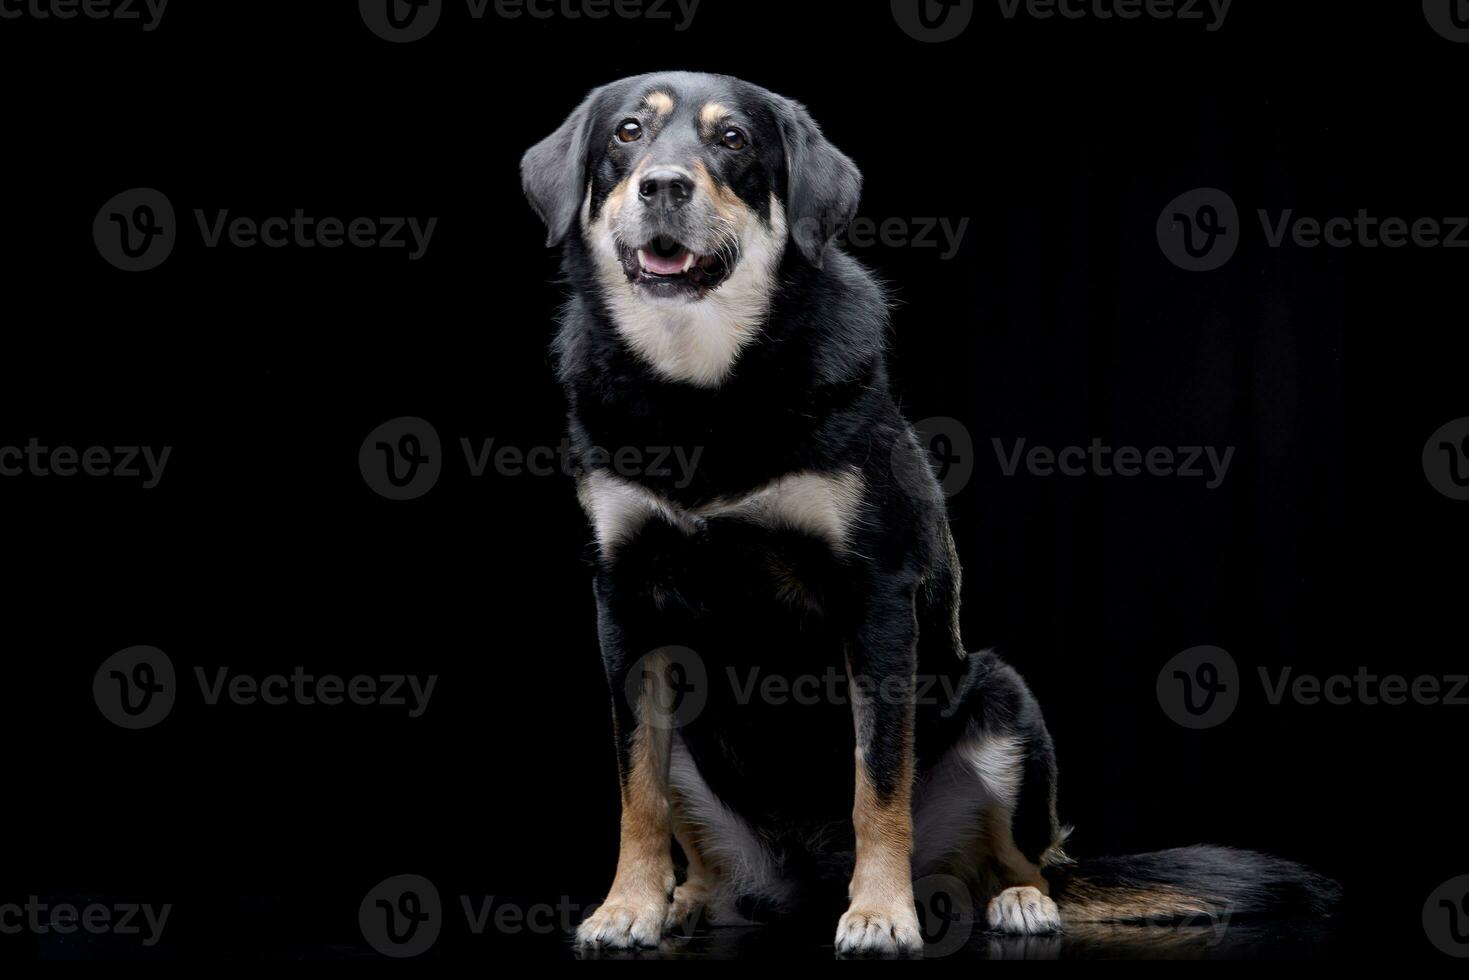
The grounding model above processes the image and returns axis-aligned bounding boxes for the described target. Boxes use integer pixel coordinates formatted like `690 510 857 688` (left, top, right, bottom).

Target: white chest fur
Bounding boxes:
581 192 789 388
578 468 866 557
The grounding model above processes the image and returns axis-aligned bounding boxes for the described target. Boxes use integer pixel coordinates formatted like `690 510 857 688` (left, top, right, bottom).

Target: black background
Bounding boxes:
2 0 1466 963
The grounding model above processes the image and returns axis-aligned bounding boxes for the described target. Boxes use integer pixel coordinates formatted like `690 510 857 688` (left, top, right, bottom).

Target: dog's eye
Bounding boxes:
721 128 747 151
616 119 643 143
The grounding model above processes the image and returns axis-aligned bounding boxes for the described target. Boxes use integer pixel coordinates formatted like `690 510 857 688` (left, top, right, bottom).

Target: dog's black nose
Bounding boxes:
639 170 694 209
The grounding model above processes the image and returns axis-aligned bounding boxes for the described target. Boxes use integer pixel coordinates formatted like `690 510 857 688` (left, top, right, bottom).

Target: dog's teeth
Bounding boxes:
680 252 695 273
637 249 651 271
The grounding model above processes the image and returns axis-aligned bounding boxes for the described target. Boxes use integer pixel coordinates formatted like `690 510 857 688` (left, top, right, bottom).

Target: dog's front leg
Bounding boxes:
835 581 924 957
576 601 676 949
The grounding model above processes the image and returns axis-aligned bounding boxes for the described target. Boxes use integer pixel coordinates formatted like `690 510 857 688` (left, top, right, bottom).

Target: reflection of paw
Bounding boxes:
986 932 1064 960
577 895 672 949
835 903 924 956
986 886 1062 935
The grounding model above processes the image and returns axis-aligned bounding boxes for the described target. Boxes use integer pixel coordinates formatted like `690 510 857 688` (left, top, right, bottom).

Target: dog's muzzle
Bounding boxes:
614 168 740 298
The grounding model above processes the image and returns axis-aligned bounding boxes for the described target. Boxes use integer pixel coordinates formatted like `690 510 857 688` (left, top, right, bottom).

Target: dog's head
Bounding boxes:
522 73 861 385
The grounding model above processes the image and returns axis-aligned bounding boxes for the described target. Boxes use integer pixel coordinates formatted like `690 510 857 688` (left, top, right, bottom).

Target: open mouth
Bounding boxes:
620 235 735 296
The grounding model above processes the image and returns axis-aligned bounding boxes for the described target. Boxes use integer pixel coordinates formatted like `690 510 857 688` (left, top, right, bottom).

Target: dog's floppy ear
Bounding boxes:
522 86 606 248
778 98 862 268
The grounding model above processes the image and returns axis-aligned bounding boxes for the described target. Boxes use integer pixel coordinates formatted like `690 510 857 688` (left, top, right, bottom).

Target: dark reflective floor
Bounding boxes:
566 920 1341 962
9 893 1347 961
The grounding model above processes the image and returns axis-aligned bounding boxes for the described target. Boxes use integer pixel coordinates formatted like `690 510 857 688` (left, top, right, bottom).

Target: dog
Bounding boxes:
521 71 1339 956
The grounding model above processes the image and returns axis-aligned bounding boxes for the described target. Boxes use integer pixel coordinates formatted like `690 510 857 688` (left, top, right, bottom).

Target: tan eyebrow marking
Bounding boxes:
700 102 732 130
643 91 675 116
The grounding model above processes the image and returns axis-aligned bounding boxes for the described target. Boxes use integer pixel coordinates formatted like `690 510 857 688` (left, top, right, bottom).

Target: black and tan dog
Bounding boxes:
522 71 1337 956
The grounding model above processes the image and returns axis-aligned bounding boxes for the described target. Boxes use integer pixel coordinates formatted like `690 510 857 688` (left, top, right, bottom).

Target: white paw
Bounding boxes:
986 885 1062 935
834 903 924 957
576 897 671 949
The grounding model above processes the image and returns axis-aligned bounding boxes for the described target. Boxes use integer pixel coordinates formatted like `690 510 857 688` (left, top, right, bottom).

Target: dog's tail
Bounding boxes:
1048 845 1340 924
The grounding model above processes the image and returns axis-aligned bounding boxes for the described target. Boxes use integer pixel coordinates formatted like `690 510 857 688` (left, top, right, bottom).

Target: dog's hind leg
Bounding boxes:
664 734 786 932
912 651 1068 935
667 812 721 933
979 806 1065 935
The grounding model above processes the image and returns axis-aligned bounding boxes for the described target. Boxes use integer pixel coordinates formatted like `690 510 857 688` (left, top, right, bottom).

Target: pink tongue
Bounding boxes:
641 248 690 276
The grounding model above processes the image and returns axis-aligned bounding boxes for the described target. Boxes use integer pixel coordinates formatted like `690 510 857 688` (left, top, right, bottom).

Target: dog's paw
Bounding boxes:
986 886 1062 935
834 903 924 957
664 882 711 934
577 896 671 950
